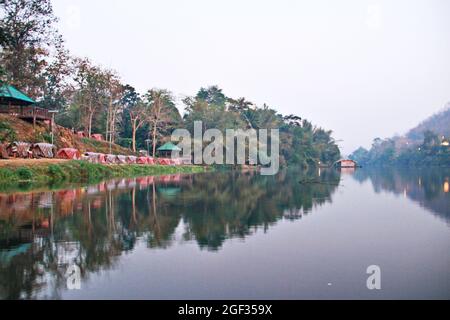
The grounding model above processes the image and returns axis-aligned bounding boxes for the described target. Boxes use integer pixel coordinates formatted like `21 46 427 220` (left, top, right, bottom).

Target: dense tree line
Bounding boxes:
1 0 340 166
350 130 450 166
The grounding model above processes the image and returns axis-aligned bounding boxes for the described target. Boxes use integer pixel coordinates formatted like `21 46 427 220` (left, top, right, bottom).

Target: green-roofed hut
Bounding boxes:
157 142 181 157
0 85 35 106
0 84 51 123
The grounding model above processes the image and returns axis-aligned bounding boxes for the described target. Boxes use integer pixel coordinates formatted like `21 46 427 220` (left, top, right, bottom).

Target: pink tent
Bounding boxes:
84 152 106 164
105 154 118 164
171 158 182 166
91 134 103 141
126 156 137 164
116 155 127 164
157 158 171 166
137 157 148 165
57 148 81 160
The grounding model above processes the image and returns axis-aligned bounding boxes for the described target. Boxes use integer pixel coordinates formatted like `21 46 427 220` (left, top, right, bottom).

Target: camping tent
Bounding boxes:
126 156 137 164
171 158 182 166
116 155 127 164
137 157 148 165
106 154 118 164
31 143 56 158
85 152 106 164
57 148 81 160
91 134 103 141
157 158 172 166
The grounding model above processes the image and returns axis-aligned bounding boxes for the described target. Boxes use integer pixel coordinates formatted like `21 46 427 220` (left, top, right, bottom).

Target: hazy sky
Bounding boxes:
52 0 450 154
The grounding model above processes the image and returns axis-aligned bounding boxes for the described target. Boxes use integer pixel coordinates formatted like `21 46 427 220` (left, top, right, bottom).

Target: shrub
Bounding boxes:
48 164 67 181
16 167 33 180
0 121 17 143
0 168 15 181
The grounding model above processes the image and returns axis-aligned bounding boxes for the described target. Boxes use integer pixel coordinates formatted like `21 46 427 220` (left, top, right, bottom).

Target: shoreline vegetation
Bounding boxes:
1 0 342 172
0 161 207 192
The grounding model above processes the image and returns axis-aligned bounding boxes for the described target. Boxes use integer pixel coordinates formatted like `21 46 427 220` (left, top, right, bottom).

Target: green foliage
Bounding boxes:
0 168 14 181
407 106 450 141
48 164 67 181
1 1 339 165
183 88 341 168
350 130 450 167
0 161 206 192
0 0 61 98
117 138 133 149
0 120 17 143
16 167 33 181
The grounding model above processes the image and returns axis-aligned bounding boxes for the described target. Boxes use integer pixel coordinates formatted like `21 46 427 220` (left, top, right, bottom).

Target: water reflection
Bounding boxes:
352 167 450 223
0 169 341 299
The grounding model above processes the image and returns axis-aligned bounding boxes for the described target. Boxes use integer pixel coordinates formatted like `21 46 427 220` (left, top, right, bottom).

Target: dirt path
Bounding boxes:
0 159 68 168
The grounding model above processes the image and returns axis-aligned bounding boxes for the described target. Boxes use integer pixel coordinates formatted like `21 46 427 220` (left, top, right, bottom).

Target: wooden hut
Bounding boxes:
31 143 56 158
0 85 51 125
157 142 181 158
7 142 32 158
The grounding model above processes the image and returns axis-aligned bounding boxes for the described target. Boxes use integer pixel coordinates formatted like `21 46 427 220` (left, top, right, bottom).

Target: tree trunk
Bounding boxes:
152 121 158 157
105 107 110 144
111 111 117 144
132 119 137 152
88 111 93 138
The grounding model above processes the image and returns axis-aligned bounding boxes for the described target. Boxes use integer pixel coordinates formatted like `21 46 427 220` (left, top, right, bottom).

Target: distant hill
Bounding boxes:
407 104 450 141
350 103 450 166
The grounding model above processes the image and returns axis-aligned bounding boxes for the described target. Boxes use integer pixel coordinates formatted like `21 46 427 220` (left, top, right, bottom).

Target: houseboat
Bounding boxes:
334 159 360 169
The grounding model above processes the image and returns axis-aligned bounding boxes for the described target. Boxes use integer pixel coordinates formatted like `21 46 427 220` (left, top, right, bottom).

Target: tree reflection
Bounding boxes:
353 167 450 222
0 168 340 299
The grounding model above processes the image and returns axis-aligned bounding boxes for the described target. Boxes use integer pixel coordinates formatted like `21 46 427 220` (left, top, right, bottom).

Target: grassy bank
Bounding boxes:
0 161 207 192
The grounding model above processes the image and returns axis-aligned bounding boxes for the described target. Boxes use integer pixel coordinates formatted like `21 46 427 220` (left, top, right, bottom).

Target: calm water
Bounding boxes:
0 167 449 300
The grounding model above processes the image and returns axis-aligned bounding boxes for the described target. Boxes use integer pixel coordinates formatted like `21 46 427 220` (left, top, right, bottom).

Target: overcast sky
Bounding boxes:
52 0 450 154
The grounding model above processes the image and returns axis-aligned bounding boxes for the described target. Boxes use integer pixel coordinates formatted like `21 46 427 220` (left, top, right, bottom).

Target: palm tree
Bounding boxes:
228 97 255 129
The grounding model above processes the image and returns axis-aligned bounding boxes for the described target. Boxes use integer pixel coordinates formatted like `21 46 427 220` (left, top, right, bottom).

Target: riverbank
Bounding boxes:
0 160 207 192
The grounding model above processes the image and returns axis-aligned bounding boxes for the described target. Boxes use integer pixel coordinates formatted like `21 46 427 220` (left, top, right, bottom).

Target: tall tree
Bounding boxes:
103 71 123 145
145 89 179 157
0 0 62 97
39 41 73 110
196 86 227 108
72 58 106 137
128 100 147 153
228 97 255 129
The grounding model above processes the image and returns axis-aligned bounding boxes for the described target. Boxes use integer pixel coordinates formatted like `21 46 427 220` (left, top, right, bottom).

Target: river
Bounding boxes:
0 167 449 299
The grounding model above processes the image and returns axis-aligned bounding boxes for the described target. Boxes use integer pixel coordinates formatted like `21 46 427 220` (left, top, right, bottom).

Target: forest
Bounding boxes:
0 0 340 167
350 129 450 166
